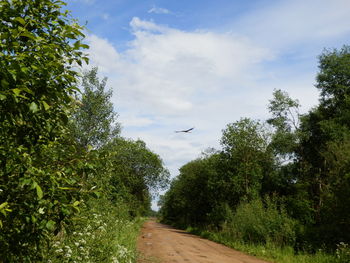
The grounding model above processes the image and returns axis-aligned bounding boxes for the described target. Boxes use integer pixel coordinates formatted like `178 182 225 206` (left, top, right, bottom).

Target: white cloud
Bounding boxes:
129 17 167 32
234 0 350 49
87 18 272 116
148 6 171 15
119 115 154 127
85 15 327 208
86 35 120 73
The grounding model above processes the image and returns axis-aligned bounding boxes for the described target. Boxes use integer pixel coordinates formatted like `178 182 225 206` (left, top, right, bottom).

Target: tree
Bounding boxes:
220 118 272 203
297 46 350 246
267 89 300 163
70 67 120 149
317 46 350 116
0 0 88 260
102 138 170 215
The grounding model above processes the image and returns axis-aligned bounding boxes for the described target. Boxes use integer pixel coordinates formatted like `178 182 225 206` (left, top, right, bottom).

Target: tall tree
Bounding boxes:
220 118 272 203
0 0 88 260
102 138 170 215
297 46 350 245
267 89 300 163
71 67 120 148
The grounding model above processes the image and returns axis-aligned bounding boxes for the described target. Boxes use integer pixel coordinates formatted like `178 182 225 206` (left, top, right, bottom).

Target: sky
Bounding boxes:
67 0 350 209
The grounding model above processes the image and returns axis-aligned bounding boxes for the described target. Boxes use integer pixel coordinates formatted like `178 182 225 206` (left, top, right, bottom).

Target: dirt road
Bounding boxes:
137 219 270 263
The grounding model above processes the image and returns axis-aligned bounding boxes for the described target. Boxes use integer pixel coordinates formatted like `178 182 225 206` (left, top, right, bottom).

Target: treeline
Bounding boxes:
0 1 169 262
160 46 350 259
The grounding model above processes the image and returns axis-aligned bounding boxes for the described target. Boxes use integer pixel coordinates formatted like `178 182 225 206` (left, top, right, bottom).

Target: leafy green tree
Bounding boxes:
159 154 215 227
70 67 120 149
265 90 311 222
221 118 272 203
101 138 170 215
267 89 300 163
0 0 88 260
317 46 350 114
297 46 350 246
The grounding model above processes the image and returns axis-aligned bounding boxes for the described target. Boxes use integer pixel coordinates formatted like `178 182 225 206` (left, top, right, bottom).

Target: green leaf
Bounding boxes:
14 17 26 25
0 202 9 211
0 202 11 216
29 102 39 113
0 93 6 100
20 31 35 40
93 191 101 198
46 220 56 231
12 88 21 96
1 79 9 88
41 101 50 111
83 56 89 64
79 44 89 49
35 184 43 199
72 201 80 212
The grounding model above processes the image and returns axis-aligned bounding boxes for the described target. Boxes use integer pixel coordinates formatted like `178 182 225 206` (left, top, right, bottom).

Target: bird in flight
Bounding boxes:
175 127 194 133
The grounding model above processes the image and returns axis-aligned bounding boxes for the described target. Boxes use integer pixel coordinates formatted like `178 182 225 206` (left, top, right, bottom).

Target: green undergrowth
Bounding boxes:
43 198 145 263
187 228 345 263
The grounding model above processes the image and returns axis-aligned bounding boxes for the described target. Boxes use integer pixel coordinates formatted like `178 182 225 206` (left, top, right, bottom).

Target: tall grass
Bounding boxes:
43 198 144 263
188 198 346 263
222 198 297 246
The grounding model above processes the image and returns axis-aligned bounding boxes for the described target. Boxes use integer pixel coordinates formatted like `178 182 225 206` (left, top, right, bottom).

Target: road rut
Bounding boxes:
137 219 270 263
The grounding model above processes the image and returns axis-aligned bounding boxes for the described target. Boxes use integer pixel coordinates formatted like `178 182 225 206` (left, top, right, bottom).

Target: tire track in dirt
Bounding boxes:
137 219 271 263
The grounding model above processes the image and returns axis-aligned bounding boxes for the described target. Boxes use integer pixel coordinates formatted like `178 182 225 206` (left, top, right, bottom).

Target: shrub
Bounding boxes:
222 197 297 247
44 198 143 263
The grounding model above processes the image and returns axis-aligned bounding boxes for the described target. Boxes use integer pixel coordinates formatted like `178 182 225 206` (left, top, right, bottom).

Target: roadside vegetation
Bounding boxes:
159 46 350 263
0 1 169 262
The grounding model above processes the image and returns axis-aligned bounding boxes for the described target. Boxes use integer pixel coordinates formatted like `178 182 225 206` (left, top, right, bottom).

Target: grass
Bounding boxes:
187 228 341 263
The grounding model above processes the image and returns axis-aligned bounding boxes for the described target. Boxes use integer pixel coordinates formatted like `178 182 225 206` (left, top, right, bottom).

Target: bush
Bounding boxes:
222 197 297 247
44 198 143 263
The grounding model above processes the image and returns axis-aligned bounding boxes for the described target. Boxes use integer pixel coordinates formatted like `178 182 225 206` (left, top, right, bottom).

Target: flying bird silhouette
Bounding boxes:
175 127 194 133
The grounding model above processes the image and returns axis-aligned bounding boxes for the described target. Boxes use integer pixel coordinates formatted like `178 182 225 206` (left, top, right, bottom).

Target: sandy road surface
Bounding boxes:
137 219 270 263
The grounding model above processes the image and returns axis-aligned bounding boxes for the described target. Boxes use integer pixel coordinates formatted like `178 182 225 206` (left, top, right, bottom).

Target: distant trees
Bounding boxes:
160 46 350 251
102 137 170 215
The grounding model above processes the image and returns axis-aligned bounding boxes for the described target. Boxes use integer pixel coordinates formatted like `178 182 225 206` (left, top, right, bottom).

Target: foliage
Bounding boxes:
159 153 222 227
222 198 297 246
267 89 300 162
191 231 339 263
221 118 273 202
296 45 350 247
101 137 170 215
0 1 168 262
70 67 120 149
44 198 144 263
0 0 88 261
